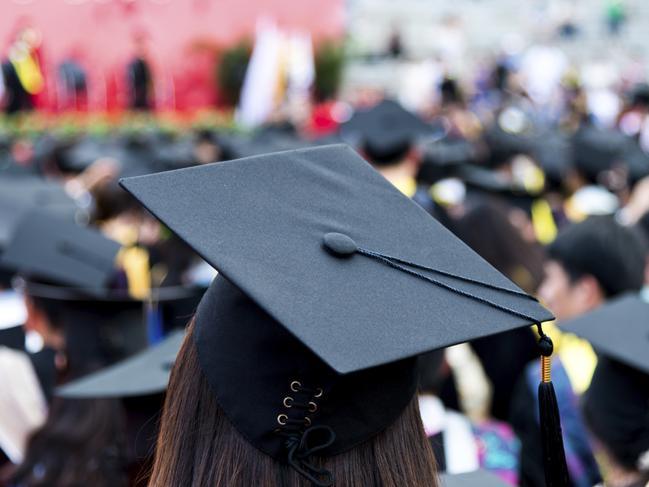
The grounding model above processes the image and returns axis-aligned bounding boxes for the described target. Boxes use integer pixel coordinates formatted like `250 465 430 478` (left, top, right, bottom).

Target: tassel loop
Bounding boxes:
535 324 571 487
538 332 554 384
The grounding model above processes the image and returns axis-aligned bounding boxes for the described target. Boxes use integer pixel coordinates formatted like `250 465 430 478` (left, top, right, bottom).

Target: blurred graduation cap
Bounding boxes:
571 125 628 183
54 328 188 475
561 293 649 374
440 470 510 487
1 209 121 296
57 329 184 398
620 138 649 184
120 144 567 485
218 130 312 161
482 108 533 168
456 164 541 199
152 133 196 170
1 209 203 381
340 99 441 166
59 132 173 177
417 137 476 185
0 176 81 255
1 210 149 372
529 130 573 187
562 294 649 471
57 135 113 173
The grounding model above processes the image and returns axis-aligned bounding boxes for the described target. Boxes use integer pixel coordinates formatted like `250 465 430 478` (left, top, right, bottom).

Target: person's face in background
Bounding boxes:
538 259 605 321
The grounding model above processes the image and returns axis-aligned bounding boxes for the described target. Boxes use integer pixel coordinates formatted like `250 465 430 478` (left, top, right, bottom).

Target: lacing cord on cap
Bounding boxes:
276 382 335 486
279 425 336 487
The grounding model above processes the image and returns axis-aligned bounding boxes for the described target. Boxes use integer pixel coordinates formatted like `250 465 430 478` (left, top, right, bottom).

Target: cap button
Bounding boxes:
323 232 357 257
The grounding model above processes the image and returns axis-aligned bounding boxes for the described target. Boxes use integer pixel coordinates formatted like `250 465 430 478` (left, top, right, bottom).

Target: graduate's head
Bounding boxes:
341 100 432 173
561 296 649 478
583 358 649 477
361 132 415 169
538 216 646 320
150 317 439 487
1 209 147 375
121 144 553 486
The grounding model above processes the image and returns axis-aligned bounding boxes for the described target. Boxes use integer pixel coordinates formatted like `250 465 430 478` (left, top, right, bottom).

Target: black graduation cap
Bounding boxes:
482 117 532 168
562 294 649 471
582 356 649 470
571 125 628 183
530 130 573 187
152 134 196 170
0 177 81 252
58 135 113 172
120 144 556 484
457 164 540 198
0 209 151 374
57 329 184 398
1 209 121 295
218 131 312 162
440 470 510 487
560 293 649 374
340 99 439 166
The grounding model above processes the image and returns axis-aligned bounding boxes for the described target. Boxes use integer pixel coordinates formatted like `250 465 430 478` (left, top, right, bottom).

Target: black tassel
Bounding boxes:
537 333 571 487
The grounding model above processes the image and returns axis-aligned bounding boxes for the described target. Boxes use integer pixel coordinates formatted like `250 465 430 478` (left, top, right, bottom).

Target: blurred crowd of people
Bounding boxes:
1 18 649 486
1 24 154 113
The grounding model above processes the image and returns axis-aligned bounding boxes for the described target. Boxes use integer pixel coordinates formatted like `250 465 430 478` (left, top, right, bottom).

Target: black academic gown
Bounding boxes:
126 58 151 110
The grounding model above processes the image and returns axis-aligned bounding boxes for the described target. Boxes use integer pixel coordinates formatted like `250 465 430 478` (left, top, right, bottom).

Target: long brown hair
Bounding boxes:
149 321 439 486
8 397 128 487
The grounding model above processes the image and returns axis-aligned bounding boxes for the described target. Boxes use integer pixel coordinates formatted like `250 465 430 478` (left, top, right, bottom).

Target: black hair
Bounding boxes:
582 358 649 471
547 216 646 297
362 136 412 167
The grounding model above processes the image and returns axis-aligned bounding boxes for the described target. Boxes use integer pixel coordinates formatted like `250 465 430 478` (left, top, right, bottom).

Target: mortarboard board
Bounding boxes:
440 470 510 487
57 329 184 398
120 144 564 485
121 144 552 372
1 209 121 295
560 293 649 374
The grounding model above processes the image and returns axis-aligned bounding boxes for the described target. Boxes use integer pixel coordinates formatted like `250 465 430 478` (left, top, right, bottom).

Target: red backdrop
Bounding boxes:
1 0 344 111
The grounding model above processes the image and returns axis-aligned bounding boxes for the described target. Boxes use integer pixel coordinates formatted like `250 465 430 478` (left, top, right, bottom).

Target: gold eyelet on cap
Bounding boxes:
283 396 294 408
290 381 301 392
277 414 288 425
308 401 317 413
314 388 323 398
304 417 312 426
